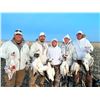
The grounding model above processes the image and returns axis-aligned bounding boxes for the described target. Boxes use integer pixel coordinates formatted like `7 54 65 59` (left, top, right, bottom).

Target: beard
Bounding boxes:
40 39 45 42
15 39 23 44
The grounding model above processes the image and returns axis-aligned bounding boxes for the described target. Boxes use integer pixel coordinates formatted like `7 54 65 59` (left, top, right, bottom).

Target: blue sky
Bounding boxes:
1 13 100 42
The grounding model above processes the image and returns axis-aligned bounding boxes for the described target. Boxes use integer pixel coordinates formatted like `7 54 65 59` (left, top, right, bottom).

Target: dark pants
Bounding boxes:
4 69 26 87
52 64 61 87
74 60 92 87
29 68 45 87
29 69 38 87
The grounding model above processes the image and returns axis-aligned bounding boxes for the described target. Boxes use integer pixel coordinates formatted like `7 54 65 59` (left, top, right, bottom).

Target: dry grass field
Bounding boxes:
91 42 100 80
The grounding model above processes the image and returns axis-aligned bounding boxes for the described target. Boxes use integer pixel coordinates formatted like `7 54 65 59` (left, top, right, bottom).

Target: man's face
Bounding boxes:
64 38 70 44
14 34 23 43
76 33 83 40
39 35 46 42
52 40 58 47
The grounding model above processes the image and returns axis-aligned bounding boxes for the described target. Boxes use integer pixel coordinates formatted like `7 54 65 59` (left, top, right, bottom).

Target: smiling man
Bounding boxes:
29 32 48 87
0 29 30 87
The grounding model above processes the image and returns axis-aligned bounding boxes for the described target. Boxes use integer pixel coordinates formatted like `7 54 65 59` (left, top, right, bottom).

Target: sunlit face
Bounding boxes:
64 38 70 44
76 33 83 40
14 34 23 43
39 35 46 42
52 40 58 47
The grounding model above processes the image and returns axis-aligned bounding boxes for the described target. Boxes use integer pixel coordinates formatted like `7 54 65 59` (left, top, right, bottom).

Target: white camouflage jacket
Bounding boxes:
29 41 48 64
73 38 94 60
0 40 30 71
61 41 77 66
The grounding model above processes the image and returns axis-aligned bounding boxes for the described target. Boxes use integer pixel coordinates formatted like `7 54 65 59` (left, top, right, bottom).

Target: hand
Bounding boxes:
34 53 40 58
62 55 67 60
25 66 29 71
48 58 53 62
25 62 29 71
10 65 16 71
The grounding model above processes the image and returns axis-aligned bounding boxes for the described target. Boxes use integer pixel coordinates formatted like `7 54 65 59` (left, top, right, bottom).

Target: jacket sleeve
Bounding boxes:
44 43 48 56
26 44 30 64
61 44 65 56
29 42 37 58
85 39 94 53
47 48 51 60
59 48 63 61
0 42 8 59
72 46 78 60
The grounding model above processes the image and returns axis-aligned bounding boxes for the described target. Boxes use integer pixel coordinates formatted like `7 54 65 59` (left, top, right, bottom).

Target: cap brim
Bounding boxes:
76 33 83 35
14 32 22 35
39 35 45 37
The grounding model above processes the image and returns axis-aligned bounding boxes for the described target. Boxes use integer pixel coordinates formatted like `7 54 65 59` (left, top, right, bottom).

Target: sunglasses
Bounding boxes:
15 30 22 33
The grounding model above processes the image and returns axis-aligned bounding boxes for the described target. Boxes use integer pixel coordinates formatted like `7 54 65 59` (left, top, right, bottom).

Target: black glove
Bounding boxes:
30 57 33 63
34 53 40 58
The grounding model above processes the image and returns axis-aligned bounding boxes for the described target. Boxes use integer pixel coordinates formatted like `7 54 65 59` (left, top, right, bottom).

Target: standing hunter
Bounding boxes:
61 34 77 70
0 29 30 87
61 34 77 86
29 32 48 87
73 31 94 86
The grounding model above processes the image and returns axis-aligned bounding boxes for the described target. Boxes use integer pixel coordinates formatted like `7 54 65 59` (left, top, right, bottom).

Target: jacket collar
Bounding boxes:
11 39 25 51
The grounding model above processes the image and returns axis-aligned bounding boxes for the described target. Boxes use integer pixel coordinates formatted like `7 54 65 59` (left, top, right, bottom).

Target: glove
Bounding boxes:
62 55 67 61
25 62 29 71
34 53 40 58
